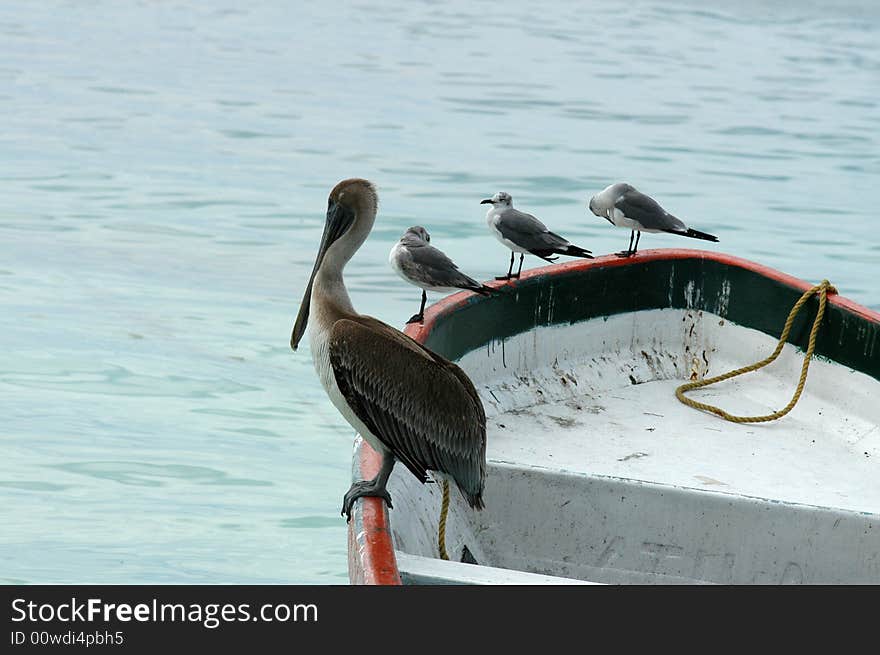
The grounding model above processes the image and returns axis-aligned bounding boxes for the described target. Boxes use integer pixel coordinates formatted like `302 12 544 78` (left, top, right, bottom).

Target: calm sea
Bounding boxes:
1 1 877 583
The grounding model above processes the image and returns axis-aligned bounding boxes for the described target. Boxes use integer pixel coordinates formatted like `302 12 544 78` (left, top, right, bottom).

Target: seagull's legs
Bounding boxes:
342 451 395 522
496 251 515 280
633 231 641 254
512 253 525 278
616 230 636 258
406 290 427 324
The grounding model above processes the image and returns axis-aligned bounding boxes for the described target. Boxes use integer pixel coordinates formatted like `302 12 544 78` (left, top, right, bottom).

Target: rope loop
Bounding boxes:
675 280 837 423
438 478 450 560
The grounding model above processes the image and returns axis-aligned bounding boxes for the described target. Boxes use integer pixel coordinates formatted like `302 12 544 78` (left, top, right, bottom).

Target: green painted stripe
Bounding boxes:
423 257 880 382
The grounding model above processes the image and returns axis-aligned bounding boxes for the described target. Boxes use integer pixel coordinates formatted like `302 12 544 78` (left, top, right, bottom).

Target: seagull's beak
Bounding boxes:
290 199 356 351
480 199 494 205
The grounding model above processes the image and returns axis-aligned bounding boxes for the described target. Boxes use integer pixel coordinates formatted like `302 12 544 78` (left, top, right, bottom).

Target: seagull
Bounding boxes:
481 191 594 280
291 179 487 522
389 226 496 324
588 182 719 257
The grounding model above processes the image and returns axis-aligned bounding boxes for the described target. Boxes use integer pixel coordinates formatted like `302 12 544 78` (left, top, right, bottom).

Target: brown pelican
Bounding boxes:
588 182 719 257
291 179 487 521
389 225 496 324
481 191 594 279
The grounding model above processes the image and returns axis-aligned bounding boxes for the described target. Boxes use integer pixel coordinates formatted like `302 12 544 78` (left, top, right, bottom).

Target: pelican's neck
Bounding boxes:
312 263 355 321
310 200 376 327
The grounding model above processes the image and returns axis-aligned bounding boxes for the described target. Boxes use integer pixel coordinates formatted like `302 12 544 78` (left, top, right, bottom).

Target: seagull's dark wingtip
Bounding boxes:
565 245 594 259
682 228 719 242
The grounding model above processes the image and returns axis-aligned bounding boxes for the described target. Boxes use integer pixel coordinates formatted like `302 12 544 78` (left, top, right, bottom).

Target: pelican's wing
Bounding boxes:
328 317 486 508
615 189 687 232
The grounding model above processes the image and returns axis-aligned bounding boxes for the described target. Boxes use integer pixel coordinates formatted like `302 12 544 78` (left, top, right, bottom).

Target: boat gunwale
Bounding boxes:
347 436 402 585
347 248 880 585
410 248 880 338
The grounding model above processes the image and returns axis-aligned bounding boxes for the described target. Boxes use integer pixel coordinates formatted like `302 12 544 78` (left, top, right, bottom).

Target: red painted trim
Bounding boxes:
346 440 402 585
352 248 880 584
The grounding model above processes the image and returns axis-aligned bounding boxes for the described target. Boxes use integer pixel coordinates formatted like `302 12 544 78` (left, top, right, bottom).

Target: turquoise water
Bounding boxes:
1 1 877 583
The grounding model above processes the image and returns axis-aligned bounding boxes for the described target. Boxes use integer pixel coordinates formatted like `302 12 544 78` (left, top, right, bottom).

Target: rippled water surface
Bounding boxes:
1 1 878 583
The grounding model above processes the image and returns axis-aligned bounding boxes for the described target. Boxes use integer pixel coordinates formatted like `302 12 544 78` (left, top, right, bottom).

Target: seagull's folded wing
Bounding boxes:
615 189 687 232
497 208 570 250
408 244 480 290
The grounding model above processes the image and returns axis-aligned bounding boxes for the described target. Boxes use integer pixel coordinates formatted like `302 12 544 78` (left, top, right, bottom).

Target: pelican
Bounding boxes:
481 191 594 280
389 225 496 324
291 179 487 521
588 182 719 257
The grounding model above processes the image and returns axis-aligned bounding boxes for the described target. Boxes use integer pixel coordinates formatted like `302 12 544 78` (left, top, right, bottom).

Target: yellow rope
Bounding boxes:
675 280 837 423
438 478 450 560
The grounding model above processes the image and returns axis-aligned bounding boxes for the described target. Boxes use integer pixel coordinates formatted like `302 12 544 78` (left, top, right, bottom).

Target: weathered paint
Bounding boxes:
347 249 880 584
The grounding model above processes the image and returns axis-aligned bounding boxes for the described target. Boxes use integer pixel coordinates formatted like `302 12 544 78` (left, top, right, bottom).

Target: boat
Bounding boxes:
347 249 880 584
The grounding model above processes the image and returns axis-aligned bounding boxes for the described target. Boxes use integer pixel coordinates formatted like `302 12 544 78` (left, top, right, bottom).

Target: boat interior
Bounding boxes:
383 258 880 584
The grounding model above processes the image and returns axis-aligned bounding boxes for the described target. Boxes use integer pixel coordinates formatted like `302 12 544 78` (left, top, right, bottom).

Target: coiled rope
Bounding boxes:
675 279 837 423
438 478 450 560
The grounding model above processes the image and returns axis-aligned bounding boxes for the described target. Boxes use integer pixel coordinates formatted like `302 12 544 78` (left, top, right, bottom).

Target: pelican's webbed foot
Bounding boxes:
341 479 393 522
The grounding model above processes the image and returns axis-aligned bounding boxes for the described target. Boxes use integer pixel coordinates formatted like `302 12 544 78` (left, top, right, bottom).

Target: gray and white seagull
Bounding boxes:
389 226 496 324
481 191 594 280
589 182 719 257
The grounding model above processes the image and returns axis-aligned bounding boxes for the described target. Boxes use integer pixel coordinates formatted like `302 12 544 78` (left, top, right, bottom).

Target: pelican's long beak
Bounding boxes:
480 199 494 205
290 199 356 350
